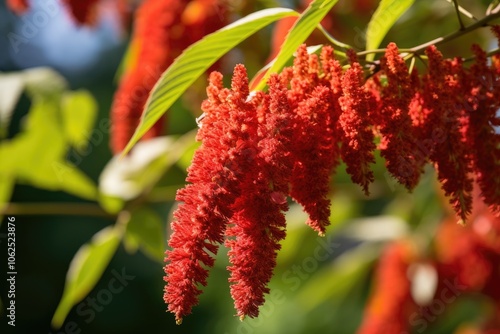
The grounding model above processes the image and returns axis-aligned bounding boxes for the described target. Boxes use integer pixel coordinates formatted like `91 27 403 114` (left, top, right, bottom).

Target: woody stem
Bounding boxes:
410 7 500 54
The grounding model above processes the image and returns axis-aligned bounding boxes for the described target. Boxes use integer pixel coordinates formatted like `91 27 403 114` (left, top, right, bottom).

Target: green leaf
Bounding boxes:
32 161 98 200
60 90 98 151
11 94 98 200
14 99 67 175
122 8 299 155
124 207 165 262
101 131 197 201
51 226 122 329
100 137 177 201
365 0 416 61
253 0 340 91
0 139 22 174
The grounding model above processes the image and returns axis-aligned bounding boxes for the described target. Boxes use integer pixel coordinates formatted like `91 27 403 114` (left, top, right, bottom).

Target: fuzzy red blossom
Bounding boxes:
321 46 344 98
287 45 341 235
226 177 288 320
290 86 338 235
421 46 474 221
357 241 417 334
377 43 424 190
289 45 322 97
257 75 296 193
111 0 227 153
225 74 294 319
164 65 259 324
465 41 500 214
338 52 376 194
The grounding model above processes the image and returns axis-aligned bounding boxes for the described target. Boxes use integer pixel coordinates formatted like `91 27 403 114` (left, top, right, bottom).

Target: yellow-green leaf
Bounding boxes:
365 0 416 61
122 8 298 155
253 0 340 91
51 226 122 329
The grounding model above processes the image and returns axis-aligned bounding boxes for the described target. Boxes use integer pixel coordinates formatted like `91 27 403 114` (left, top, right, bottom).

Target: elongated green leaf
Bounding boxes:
365 0 415 61
124 207 165 262
122 8 298 155
52 226 122 329
253 0 340 91
13 99 98 200
39 161 98 200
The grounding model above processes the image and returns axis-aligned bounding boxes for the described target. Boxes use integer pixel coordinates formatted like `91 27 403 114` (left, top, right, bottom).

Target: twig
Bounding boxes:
451 0 465 28
316 24 351 51
410 9 500 54
445 0 478 21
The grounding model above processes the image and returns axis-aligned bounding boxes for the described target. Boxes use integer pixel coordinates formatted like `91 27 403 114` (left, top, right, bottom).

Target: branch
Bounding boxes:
410 8 500 54
1 202 116 218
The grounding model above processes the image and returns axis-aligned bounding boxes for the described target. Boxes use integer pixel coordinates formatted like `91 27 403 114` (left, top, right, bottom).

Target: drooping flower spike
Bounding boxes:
376 43 424 191
164 66 260 324
420 46 474 221
338 50 376 195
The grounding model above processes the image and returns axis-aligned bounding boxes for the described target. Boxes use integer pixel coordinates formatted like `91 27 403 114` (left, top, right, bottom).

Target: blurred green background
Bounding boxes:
0 0 498 333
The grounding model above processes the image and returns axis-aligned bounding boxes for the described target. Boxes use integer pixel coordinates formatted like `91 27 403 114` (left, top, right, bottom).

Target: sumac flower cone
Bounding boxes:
165 36 500 323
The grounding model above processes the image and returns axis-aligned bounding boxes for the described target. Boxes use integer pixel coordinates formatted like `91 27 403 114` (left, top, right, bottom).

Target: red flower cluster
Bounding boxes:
110 0 228 153
165 37 500 323
372 43 424 190
369 40 500 221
